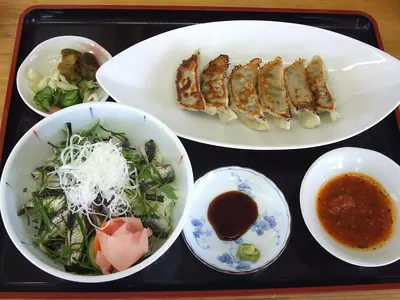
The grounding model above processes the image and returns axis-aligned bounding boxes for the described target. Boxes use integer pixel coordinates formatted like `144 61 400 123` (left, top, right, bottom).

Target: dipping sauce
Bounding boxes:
317 172 395 250
208 190 258 241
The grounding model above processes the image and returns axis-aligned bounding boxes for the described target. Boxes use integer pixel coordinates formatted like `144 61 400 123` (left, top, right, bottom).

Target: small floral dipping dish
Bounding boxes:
183 166 291 274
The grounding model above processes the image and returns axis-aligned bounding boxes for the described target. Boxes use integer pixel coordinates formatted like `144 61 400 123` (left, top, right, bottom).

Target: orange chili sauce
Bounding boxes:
317 172 395 250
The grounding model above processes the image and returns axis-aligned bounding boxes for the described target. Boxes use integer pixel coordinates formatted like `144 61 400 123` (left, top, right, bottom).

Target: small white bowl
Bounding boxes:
16 36 112 117
300 147 400 267
183 166 291 274
0 102 193 282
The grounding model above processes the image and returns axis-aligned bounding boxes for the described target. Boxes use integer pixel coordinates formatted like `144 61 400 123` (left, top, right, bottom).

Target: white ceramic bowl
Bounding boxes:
16 36 112 117
0 102 193 282
300 147 400 267
183 166 291 274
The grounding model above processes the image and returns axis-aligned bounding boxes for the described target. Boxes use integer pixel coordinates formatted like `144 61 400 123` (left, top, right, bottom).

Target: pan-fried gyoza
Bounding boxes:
175 51 339 131
201 54 237 124
176 51 216 115
257 56 291 130
229 58 269 130
305 55 339 122
284 58 321 129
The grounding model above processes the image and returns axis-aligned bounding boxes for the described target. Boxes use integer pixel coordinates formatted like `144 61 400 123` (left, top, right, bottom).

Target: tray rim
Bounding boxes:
1 283 400 299
1 4 399 297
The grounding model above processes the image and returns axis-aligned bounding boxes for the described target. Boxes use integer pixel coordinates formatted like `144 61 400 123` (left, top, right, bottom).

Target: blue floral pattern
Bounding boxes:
251 215 277 235
217 248 252 271
217 252 237 265
234 237 244 244
251 214 281 246
191 218 212 249
236 262 252 271
232 172 255 198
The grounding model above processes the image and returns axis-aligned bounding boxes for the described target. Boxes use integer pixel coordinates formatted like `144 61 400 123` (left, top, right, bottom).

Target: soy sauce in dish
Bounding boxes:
208 190 258 241
317 172 395 250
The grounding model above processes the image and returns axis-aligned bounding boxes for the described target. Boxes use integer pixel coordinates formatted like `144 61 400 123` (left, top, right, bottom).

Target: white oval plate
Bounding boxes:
300 147 400 267
182 166 291 274
97 20 400 150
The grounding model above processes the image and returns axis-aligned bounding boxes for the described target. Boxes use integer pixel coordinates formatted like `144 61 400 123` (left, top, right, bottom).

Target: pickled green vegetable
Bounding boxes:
27 47 101 112
33 87 53 112
52 89 62 107
59 90 81 108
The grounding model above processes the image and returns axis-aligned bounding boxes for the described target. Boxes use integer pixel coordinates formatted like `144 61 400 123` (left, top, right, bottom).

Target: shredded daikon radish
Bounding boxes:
55 134 138 224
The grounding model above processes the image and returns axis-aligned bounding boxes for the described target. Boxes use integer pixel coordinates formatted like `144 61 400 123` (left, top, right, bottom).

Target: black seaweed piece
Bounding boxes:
143 219 170 239
66 213 76 230
45 237 64 253
36 166 55 172
65 122 73 146
145 194 164 202
17 206 34 216
38 189 64 197
145 139 156 162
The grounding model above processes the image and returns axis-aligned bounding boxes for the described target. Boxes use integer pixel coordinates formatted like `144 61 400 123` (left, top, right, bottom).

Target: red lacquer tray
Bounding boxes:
1 5 400 298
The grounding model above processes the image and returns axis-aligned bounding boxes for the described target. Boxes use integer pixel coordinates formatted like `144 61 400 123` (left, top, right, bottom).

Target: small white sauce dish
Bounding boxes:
16 36 112 117
300 147 400 267
183 166 291 274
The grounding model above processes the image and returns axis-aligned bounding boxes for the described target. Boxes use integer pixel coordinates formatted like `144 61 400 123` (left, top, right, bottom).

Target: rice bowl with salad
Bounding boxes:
0 102 193 282
19 121 177 275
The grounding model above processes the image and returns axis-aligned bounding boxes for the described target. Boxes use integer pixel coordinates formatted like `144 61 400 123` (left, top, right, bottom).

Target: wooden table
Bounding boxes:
0 0 400 299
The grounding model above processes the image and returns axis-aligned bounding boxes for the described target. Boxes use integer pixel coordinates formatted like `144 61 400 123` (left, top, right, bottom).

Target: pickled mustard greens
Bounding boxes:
19 121 177 274
236 243 260 261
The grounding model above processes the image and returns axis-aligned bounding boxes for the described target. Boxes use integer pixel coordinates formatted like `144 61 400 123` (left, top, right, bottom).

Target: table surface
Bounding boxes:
0 0 400 299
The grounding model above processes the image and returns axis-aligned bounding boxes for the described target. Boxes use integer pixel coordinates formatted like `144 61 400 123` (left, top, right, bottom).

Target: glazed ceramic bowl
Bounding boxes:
0 102 193 282
16 36 112 117
300 147 400 267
